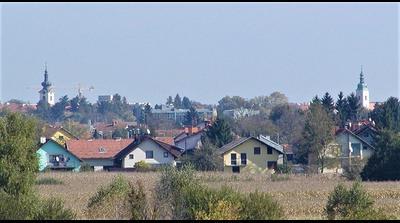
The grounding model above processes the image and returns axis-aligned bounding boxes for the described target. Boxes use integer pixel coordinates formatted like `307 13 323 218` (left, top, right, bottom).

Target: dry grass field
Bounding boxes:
35 172 400 220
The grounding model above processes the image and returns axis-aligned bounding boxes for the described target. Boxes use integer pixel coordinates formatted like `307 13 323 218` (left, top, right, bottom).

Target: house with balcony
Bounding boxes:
37 139 82 172
218 135 284 173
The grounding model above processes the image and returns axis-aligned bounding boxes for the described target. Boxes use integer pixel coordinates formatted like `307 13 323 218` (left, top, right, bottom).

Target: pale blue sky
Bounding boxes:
1 3 399 105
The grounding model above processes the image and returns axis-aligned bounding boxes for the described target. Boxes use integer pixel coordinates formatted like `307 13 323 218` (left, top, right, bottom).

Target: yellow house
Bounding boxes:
42 124 79 146
219 135 284 173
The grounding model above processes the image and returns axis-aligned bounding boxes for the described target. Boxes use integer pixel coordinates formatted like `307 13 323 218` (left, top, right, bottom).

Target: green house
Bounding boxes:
37 139 82 172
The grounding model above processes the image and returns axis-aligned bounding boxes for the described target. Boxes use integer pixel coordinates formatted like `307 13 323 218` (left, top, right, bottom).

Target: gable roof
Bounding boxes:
352 124 378 136
116 136 183 159
43 124 79 140
66 139 134 159
174 129 205 143
218 136 284 155
336 128 375 150
155 137 175 145
40 139 83 162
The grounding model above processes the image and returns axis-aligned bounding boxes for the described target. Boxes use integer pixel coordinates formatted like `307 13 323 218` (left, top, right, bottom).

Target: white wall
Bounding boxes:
122 140 176 168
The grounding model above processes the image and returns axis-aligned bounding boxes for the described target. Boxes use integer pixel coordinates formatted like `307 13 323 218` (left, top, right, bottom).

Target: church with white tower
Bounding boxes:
355 66 369 109
38 64 55 106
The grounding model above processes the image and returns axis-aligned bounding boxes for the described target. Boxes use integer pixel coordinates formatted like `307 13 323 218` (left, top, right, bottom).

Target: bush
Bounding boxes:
86 175 130 219
134 161 151 171
36 177 63 185
80 163 93 172
34 197 75 220
240 190 283 220
154 164 283 220
325 182 389 220
0 190 39 220
276 164 292 174
127 181 148 220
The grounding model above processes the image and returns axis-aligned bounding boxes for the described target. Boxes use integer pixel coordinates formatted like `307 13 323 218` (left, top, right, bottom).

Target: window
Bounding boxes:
351 143 361 156
99 147 106 153
240 153 247 165
145 151 154 159
58 135 64 140
232 166 240 173
164 152 169 158
254 147 261 155
365 96 367 100
231 153 237 165
267 161 277 170
129 154 134 159
267 146 273 154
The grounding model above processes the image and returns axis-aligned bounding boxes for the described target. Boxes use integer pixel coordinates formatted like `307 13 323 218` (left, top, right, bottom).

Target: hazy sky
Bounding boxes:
1 3 399 105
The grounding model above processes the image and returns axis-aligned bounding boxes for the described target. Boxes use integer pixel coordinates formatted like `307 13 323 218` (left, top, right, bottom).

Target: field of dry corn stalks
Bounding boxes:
35 172 400 220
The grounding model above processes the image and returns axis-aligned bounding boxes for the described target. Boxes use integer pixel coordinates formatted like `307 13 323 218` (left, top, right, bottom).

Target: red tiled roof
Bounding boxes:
66 139 134 159
155 137 175 145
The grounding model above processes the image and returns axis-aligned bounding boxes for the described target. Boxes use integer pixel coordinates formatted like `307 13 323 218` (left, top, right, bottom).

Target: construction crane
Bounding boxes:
26 83 94 99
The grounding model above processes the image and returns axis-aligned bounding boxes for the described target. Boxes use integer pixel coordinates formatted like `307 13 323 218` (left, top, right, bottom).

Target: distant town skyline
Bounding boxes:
1 3 398 105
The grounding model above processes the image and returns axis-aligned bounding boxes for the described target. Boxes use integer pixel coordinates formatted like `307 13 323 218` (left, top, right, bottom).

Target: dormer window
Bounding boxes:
99 147 106 153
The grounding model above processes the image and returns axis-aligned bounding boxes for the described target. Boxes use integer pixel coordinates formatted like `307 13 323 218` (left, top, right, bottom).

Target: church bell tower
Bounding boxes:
38 63 55 106
355 66 369 109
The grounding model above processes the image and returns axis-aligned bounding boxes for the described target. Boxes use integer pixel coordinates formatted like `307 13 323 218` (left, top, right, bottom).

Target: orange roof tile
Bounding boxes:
66 139 134 159
155 137 175 145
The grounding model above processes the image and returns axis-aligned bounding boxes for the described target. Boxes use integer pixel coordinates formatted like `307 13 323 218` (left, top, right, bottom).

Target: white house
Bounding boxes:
116 136 183 168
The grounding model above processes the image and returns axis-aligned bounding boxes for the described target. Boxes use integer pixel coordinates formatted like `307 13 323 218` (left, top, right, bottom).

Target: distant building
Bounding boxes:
151 106 216 124
98 95 114 103
222 108 260 120
355 67 370 109
38 64 55 106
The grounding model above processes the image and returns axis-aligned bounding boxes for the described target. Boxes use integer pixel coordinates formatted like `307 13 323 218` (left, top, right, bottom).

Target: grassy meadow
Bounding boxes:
35 172 400 220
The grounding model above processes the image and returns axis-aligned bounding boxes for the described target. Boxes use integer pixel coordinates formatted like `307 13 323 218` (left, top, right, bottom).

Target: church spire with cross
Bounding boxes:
356 65 369 109
38 63 55 106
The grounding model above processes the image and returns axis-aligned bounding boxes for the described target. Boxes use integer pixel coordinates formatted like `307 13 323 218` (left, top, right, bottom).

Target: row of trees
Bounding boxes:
164 94 192 110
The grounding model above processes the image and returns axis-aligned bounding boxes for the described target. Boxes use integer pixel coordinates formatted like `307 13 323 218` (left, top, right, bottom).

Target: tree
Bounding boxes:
184 106 199 126
174 94 182 109
143 103 152 125
311 95 321 105
0 112 40 219
70 96 80 113
50 95 69 122
206 117 234 148
166 96 173 105
180 137 223 171
370 97 400 132
346 93 360 122
321 92 335 115
301 103 335 173
325 182 387 220
360 129 400 181
182 97 192 109
335 92 348 127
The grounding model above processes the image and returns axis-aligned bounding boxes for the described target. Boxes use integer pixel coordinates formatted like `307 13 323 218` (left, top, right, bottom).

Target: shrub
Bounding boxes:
325 182 389 220
86 175 130 219
127 181 147 220
134 161 151 171
34 197 75 220
36 177 63 185
80 163 93 172
240 190 283 220
276 164 292 174
0 190 39 220
195 200 240 220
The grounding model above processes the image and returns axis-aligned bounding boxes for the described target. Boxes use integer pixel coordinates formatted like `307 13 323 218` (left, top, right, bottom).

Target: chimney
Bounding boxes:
188 126 198 134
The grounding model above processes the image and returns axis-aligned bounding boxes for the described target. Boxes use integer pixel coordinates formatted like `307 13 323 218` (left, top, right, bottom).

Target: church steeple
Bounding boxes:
39 63 55 106
355 65 369 109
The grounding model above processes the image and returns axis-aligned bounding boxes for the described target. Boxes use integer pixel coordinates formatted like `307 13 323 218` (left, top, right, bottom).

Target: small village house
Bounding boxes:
65 138 134 171
218 135 284 173
115 136 183 168
37 139 82 172
41 124 79 146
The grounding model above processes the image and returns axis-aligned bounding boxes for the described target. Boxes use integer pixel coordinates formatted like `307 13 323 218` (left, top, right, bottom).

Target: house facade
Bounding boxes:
66 139 134 171
41 124 79 146
116 136 183 168
218 135 284 173
37 139 81 172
